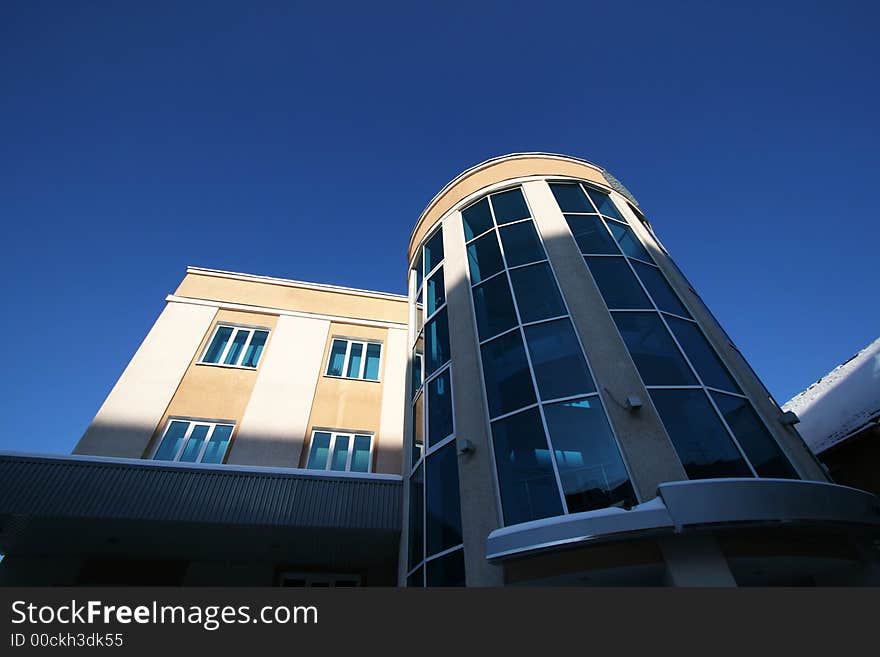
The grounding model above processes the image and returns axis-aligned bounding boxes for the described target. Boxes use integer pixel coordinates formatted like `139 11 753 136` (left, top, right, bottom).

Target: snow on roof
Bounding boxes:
783 337 880 454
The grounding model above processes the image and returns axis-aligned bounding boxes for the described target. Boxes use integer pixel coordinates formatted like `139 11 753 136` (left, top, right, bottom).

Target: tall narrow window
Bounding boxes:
463 185 637 527
408 225 462 587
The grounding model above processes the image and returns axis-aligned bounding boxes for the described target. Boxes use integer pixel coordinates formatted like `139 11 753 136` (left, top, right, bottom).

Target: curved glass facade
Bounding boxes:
549 180 798 480
407 226 465 587
462 186 637 526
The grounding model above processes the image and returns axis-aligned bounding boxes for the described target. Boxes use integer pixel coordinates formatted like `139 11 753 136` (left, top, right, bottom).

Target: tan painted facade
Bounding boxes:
408 154 609 261
76 268 409 475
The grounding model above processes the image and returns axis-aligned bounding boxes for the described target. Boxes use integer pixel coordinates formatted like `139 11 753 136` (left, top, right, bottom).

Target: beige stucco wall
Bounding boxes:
175 271 408 325
225 314 331 467
75 301 218 458
142 308 278 457
302 323 400 473
408 154 608 261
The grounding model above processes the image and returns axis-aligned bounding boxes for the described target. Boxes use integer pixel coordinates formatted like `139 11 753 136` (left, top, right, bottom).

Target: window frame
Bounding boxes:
305 429 374 473
151 418 235 464
199 323 271 369
324 337 383 382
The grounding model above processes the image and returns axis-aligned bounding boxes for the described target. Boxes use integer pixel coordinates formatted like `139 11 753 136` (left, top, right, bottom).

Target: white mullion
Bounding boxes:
424 543 464 565
216 328 239 365
325 433 337 470
238 330 256 366
358 342 368 379
340 342 352 379
344 433 355 472
173 422 198 462
505 257 549 272
478 324 520 346
195 423 214 463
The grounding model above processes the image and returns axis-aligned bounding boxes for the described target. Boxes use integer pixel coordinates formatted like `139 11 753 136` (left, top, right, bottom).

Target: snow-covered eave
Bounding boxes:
784 337 880 454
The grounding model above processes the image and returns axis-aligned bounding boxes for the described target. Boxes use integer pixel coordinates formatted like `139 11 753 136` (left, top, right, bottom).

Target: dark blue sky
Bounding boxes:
2 1 878 455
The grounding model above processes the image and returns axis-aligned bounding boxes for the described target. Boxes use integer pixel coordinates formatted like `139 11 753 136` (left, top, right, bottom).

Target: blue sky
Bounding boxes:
2 1 878 455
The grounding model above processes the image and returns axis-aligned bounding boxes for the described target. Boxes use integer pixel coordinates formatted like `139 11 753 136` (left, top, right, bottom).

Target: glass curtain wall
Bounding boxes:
407 226 465 587
462 186 637 527
549 181 799 481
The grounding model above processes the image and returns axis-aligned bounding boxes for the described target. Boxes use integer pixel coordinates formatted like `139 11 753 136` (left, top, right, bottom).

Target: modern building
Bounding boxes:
784 337 880 497
2 153 878 587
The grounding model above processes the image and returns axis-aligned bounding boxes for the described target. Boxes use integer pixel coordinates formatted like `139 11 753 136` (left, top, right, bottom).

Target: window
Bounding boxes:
462 185 637 527
325 338 382 381
153 419 234 464
201 325 269 368
306 430 373 472
551 179 799 482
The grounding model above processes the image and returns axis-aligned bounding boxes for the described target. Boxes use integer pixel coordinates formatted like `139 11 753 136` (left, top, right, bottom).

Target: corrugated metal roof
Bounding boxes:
0 452 402 531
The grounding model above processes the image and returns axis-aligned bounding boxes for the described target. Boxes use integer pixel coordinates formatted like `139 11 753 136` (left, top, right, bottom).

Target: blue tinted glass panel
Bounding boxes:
612 312 697 385
426 442 463 556
492 407 563 525
666 316 740 393
543 397 636 513
509 262 566 324
426 269 445 316
586 189 624 220
466 232 504 284
524 319 595 400
472 274 518 341
491 188 530 224
425 308 450 375
499 220 544 267
154 421 189 460
203 326 233 364
241 330 268 368
364 343 381 381
426 549 465 587
480 330 536 418
565 214 618 255
223 329 249 365
307 432 332 470
411 351 423 397
585 257 651 309
408 463 424 570
326 339 347 376
606 220 652 261
201 424 233 464
427 369 453 446
412 391 424 467
631 261 690 317
424 229 444 274
550 183 593 213
179 424 210 462
650 389 752 479
330 435 350 471
346 342 364 378
711 392 798 479
351 435 372 473
462 197 493 241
